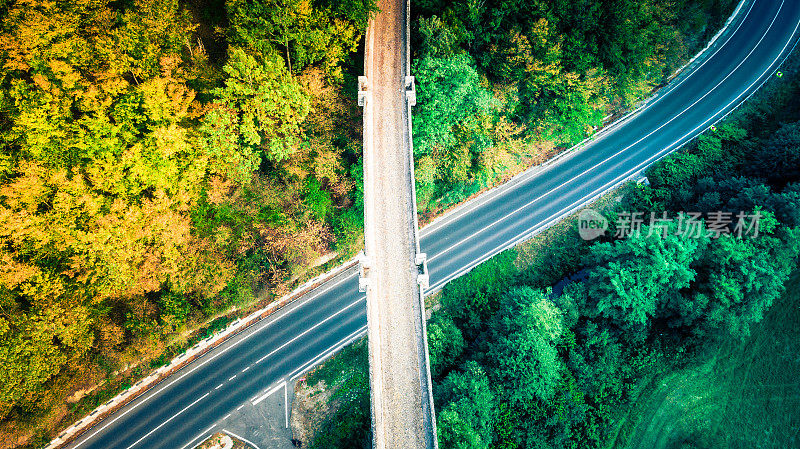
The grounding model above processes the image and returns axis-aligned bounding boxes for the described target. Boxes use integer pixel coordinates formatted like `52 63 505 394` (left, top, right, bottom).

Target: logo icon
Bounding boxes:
578 209 608 240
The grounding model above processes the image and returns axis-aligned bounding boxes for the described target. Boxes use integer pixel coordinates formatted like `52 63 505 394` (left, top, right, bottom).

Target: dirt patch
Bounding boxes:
196 432 253 449
290 379 335 444
289 338 370 448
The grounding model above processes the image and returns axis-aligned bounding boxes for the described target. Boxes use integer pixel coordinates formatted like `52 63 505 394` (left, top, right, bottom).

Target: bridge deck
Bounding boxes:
361 0 436 447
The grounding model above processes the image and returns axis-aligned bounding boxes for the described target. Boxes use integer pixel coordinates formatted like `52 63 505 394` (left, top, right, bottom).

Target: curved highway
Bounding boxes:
65 0 800 447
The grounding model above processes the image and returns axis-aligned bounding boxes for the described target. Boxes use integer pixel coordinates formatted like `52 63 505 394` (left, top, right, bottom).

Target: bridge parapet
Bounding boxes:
358 0 437 447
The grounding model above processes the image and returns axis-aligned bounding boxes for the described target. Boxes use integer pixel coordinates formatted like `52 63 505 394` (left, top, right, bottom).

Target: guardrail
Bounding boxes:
45 258 359 449
404 74 437 448
46 1 757 447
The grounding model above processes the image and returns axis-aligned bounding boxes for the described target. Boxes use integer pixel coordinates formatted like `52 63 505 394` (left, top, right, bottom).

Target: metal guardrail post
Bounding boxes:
405 76 416 106
358 250 371 292
358 76 369 107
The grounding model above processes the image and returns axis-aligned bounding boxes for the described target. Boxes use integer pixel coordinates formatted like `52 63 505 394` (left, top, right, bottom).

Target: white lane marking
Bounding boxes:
223 430 262 449
288 325 368 382
427 180 622 293
125 393 210 449
72 270 356 448
426 7 800 294
228 375 237 382
236 404 245 411
242 366 250 373
284 378 289 428
254 296 365 365
70 3 793 446
427 0 786 266
252 378 287 405
178 425 216 449
223 414 231 420
215 383 224 390
419 0 757 238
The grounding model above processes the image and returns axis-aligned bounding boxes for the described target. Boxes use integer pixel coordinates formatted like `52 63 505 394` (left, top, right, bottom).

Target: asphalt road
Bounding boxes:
65 1 800 448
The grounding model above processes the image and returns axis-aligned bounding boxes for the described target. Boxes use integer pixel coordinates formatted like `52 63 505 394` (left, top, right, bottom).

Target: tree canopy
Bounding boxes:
0 0 374 437
411 0 738 214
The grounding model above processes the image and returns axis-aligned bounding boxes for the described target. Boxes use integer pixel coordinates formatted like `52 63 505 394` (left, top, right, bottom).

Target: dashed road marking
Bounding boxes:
125 393 210 449
178 424 216 449
251 378 287 405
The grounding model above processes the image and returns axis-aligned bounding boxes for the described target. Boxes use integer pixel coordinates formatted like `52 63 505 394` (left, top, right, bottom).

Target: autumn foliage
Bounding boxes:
0 0 373 442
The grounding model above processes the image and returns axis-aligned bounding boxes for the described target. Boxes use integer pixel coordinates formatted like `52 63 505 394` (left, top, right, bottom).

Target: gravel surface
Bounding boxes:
362 0 434 447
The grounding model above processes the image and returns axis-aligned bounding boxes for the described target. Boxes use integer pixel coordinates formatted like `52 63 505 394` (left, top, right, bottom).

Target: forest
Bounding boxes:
0 0 374 444
426 78 800 448
299 12 800 449
0 0 759 445
410 0 738 216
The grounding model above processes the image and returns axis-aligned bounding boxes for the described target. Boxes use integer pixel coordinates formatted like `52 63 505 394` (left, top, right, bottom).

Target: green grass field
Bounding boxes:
610 272 800 449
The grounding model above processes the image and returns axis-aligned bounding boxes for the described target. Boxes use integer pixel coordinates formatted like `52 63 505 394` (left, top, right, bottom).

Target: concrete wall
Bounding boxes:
359 0 437 447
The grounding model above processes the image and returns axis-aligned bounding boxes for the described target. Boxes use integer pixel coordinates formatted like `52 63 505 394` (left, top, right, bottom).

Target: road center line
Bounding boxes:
427 0 785 266
254 296 366 366
125 393 210 449
419 0 757 239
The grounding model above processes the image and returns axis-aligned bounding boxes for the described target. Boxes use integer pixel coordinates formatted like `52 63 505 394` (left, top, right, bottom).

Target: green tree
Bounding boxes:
487 287 564 406
582 224 703 340
227 0 375 77
412 53 495 158
427 313 466 379
679 224 799 339
436 361 497 449
440 250 517 340
304 177 334 222
417 15 464 60
744 120 800 185
210 48 310 164
113 0 196 82
0 294 94 419
159 290 192 328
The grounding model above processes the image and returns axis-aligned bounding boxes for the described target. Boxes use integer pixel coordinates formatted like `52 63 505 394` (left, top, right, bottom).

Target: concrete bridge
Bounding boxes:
357 0 437 447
